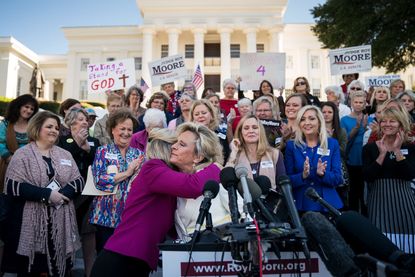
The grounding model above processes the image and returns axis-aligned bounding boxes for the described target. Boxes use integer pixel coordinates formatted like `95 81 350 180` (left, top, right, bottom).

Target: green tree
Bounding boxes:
311 0 415 73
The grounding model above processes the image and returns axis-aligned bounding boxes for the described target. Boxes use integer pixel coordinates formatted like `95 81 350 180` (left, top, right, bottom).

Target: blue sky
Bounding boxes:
0 0 325 55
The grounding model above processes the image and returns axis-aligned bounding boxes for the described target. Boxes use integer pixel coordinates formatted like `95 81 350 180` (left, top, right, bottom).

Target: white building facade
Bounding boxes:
1 0 414 102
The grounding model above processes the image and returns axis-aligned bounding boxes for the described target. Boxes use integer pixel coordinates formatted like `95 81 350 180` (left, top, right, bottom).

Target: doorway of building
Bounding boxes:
204 75 221 93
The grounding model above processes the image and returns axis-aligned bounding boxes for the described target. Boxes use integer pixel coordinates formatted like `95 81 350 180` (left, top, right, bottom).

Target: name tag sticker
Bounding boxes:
275 137 282 145
88 141 95 147
401 149 409 155
107 165 118 174
217 132 226 140
60 159 72 166
317 148 330 156
105 153 118 160
261 161 274 168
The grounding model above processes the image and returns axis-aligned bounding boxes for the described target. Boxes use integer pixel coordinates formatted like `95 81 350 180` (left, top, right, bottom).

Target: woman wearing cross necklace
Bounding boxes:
226 114 286 189
284 105 343 213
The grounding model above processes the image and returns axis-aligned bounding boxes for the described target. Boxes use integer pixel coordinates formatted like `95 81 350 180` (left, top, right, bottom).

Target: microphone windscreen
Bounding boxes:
220 167 238 190
237 178 262 200
301 212 359 276
254 175 271 195
305 187 319 201
234 165 248 179
203 180 220 198
335 211 400 262
277 175 291 186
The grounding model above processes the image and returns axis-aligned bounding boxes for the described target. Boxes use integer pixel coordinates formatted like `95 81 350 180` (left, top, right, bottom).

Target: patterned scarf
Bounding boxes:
5 142 82 276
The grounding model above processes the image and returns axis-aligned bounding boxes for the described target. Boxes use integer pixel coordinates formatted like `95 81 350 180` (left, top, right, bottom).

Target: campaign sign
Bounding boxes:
365 75 400 88
87 59 136 93
240 53 286 91
148 54 187 86
329 45 372 75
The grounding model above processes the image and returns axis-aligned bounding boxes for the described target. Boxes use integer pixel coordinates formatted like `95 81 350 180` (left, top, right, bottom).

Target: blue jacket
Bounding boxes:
284 138 343 212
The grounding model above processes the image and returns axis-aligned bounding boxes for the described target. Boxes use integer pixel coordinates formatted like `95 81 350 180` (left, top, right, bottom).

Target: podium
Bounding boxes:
159 241 331 276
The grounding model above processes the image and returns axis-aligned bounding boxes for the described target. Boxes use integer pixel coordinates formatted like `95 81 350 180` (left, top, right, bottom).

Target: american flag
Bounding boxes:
192 64 204 91
140 77 149 92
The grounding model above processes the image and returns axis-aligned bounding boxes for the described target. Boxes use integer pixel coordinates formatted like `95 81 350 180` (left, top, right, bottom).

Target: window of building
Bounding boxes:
311 55 320 69
311 78 321 98
134 57 142 70
106 57 115 62
256 44 265 53
230 44 240 58
161 44 169 58
16 76 22 96
80 80 88 100
286 55 293 69
185 44 194 58
80 58 90 71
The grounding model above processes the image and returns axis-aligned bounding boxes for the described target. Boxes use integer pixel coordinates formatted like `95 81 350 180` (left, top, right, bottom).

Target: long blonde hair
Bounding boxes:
294 105 328 151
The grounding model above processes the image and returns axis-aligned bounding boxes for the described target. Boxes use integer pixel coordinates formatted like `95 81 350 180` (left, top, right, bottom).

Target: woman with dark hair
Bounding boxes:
124 86 146 118
292 77 321 107
201 87 215 99
321 102 347 156
259 80 285 118
137 92 173 131
58 98 82 136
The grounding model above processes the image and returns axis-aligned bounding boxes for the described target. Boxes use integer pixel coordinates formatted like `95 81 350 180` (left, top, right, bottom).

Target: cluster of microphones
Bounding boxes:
187 166 415 276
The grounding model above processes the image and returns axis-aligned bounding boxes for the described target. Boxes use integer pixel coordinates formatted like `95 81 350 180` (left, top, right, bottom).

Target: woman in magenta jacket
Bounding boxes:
90 123 223 276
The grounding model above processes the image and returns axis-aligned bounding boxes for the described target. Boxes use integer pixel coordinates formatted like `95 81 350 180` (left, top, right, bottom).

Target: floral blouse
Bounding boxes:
89 143 144 228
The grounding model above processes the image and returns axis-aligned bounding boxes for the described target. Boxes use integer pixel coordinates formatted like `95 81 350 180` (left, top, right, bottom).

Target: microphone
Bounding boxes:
193 181 220 235
301 212 360 276
305 187 342 217
278 175 310 259
239 178 276 224
335 211 415 271
235 165 254 217
220 167 240 224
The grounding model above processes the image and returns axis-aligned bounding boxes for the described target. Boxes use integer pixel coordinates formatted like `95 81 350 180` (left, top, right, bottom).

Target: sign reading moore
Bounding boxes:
365 75 400 88
329 45 372 75
87 59 136 93
148 54 187 86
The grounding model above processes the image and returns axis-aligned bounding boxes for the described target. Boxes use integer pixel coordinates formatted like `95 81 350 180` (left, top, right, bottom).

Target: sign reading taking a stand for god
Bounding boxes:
239 53 286 91
87 59 136 93
329 45 372 75
148 54 187 86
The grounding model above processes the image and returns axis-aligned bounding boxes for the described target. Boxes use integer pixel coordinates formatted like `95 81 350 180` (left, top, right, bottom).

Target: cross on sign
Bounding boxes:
119 74 129 87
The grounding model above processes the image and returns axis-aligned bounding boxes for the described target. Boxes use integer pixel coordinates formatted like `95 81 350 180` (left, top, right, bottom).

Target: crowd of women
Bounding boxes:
0 74 414 276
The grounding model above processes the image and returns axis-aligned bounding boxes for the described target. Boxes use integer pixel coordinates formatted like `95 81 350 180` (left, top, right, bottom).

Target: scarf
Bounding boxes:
5 142 82 276
227 148 279 189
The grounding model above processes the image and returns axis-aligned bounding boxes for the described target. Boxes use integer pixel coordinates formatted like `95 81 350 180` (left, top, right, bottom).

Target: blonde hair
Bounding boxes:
146 128 177 165
234 115 272 160
370 86 391 106
176 122 223 165
294 105 328 151
190 99 219 130
253 96 281 120
380 108 411 143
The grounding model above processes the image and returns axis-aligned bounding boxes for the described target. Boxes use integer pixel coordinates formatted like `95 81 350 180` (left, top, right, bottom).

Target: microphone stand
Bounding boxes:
195 212 222 243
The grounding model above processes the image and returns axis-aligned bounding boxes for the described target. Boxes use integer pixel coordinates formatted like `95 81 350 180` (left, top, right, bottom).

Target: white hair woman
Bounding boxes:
324 85 351 119
130 108 167 152
219 78 239 117
284 105 343 212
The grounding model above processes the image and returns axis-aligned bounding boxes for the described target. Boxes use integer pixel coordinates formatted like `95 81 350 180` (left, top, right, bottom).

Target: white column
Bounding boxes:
193 28 206 94
168 28 181 56
269 26 283 52
63 51 76 99
244 28 257 53
45 79 54 101
141 27 155 88
219 28 232 90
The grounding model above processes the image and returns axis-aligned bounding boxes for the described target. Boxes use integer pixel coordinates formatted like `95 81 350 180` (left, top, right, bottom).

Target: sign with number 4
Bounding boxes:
240 53 286 91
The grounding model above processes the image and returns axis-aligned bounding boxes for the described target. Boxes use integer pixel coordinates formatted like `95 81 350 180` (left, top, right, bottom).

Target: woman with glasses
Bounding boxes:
345 80 366 107
137 92 173 131
253 96 282 147
220 79 240 117
259 80 285 118
292 77 321 107
124 86 146 118
168 93 196 130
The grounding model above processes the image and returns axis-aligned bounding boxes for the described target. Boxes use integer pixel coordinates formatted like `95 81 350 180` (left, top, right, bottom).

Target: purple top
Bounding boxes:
130 129 148 152
104 159 221 269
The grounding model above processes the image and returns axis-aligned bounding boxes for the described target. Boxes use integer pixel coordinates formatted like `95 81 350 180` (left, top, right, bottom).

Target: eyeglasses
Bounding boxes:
350 87 362 91
256 109 272 113
296 82 306 86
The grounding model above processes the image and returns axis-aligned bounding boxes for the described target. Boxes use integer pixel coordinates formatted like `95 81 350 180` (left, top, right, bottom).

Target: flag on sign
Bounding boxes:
192 64 204 91
140 77 149 92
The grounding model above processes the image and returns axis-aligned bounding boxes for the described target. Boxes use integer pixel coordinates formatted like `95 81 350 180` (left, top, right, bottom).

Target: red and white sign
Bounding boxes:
87 59 136 93
162 251 330 276
329 45 372 75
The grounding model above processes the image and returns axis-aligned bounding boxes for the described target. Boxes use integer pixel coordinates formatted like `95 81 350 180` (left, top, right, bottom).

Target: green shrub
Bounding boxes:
82 101 106 109
39 101 60 114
